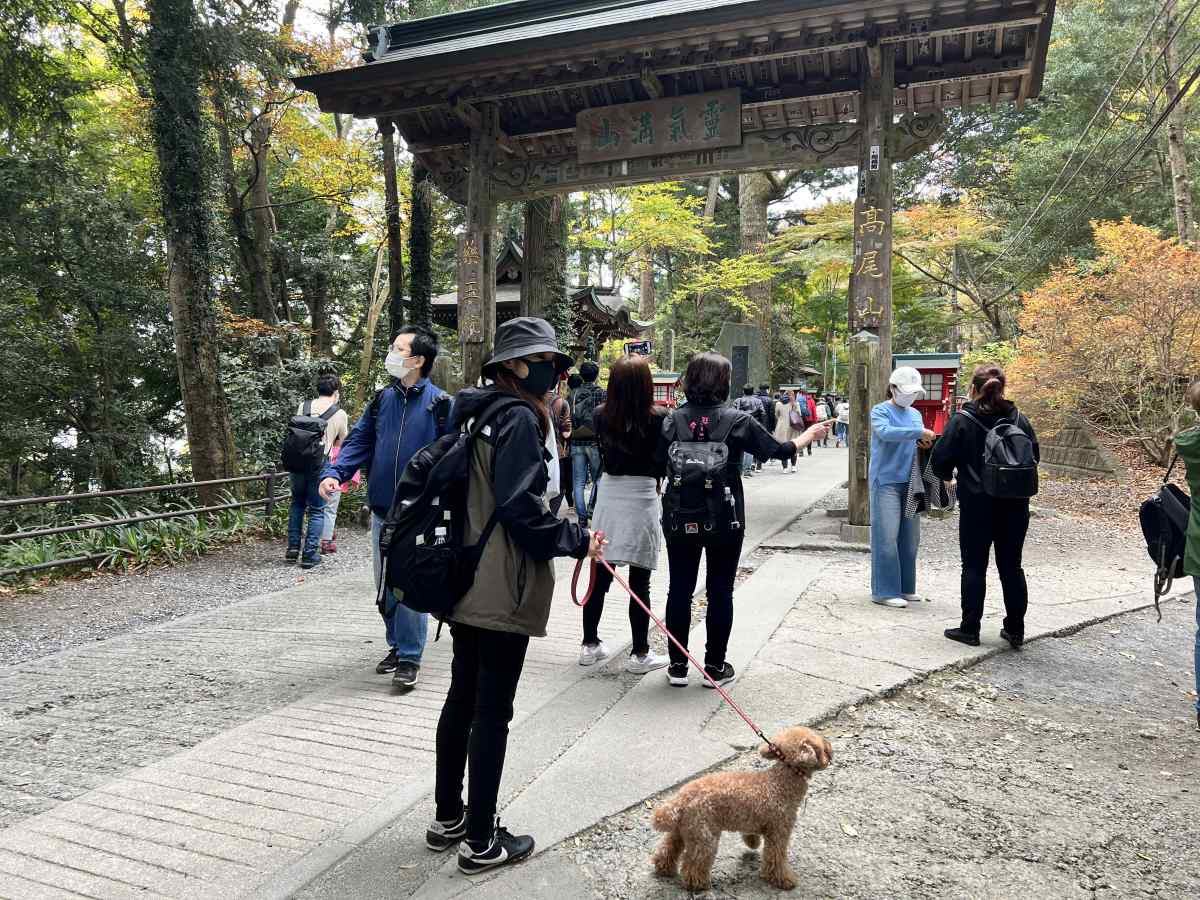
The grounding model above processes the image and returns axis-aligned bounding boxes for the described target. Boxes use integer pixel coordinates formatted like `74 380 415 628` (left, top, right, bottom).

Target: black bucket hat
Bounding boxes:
483 317 573 378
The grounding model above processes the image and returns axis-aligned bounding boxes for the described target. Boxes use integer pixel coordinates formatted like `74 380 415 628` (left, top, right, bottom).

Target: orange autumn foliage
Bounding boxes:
1010 219 1200 464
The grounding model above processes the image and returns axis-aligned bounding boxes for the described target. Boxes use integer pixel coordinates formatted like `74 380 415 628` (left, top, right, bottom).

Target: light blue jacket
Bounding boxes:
869 401 925 487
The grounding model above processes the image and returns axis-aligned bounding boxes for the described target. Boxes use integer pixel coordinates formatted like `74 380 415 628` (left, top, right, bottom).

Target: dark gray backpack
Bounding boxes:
280 401 339 474
959 408 1038 500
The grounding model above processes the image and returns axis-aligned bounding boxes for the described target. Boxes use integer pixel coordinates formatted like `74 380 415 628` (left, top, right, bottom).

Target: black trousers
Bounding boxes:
664 533 744 669
435 622 529 844
582 564 652 656
958 495 1030 636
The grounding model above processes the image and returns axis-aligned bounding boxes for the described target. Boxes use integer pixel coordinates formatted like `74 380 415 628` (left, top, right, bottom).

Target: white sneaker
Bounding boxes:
624 650 670 674
872 596 908 609
903 593 922 603
578 642 611 666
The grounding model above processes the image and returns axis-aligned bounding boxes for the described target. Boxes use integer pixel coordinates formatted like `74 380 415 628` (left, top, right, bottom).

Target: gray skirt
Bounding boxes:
590 475 662 571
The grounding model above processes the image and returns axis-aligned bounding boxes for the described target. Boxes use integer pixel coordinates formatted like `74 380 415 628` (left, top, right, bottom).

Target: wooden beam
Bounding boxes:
466 113 944 202
640 65 664 99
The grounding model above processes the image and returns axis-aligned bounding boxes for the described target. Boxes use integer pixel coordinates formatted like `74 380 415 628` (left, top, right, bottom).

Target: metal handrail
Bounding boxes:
0 473 276 509
0 471 289 579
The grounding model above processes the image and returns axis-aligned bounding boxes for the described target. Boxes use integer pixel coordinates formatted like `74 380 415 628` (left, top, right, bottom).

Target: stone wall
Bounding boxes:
1039 422 1125 480
716 322 767 391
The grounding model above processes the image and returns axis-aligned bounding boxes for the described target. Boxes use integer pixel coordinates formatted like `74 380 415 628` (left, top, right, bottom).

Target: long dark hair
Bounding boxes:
971 363 1014 416
682 352 732 405
492 364 552 439
599 356 662 455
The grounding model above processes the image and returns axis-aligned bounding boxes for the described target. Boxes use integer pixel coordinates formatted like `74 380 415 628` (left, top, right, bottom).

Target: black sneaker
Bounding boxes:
375 650 398 674
426 810 467 852
944 627 981 647
300 555 321 570
457 819 534 875
392 661 420 691
701 662 736 688
667 663 689 687
1000 629 1024 650
285 547 300 561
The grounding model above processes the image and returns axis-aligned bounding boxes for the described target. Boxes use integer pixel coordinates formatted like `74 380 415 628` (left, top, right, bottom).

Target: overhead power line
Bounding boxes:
979 0 1192 277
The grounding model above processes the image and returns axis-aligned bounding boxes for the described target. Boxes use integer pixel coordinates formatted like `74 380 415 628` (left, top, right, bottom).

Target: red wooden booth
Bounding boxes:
891 352 962 435
652 372 681 408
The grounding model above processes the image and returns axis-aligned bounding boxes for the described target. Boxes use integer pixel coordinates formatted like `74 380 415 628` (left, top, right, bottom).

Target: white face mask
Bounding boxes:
892 390 917 408
385 351 419 380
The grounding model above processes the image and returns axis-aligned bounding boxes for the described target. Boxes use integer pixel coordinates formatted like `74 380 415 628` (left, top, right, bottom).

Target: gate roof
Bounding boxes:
294 0 1056 200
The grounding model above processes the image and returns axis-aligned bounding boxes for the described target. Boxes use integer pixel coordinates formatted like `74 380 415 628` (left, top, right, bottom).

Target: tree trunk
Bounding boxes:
408 159 433 325
302 265 334 357
521 196 570 340
356 244 389 411
212 88 256 318
380 118 406 336
739 172 773 373
1163 0 1196 247
146 0 237 501
703 176 720 220
247 116 284 365
638 248 656 333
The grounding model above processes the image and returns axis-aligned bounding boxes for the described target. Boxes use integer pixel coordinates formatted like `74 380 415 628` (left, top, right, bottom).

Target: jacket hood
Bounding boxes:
1175 425 1200 463
448 387 502 429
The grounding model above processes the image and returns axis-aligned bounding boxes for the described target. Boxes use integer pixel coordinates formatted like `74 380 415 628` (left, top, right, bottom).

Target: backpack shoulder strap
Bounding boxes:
468 396 528 440
958 409 987 433
368 386 390 419
712 408 739 444
303 400 313 417
318 402 340 421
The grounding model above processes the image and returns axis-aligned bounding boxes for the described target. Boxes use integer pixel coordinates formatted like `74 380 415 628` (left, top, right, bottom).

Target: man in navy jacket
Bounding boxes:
320 324 451 691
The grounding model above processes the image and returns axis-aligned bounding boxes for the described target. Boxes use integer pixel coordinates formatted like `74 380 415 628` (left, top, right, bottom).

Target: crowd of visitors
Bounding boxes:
283 313 1200 874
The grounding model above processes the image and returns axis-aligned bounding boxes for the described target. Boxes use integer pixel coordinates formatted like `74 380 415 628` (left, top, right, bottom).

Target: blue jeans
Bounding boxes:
371 513 429 664
288 472 325 560
742 452 754 475
870 482 920 599
571 443 602 524
321 488 343 541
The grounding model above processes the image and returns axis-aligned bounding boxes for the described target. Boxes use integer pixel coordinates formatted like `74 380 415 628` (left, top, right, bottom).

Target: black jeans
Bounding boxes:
958 495 1030 636
435 622 529 844
582 564 652 656
664 533 744 669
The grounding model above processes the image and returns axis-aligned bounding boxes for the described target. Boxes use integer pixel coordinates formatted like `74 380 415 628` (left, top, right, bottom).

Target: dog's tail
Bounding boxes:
650 798 680 832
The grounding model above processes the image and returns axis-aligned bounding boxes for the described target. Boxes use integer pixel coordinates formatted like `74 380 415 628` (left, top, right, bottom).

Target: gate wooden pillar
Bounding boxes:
459 104 500 387
846 40 895 533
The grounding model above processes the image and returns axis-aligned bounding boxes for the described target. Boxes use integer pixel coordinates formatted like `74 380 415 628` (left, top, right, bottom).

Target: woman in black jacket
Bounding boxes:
656 353 828 687
932 363 1039 649
428 318 603 876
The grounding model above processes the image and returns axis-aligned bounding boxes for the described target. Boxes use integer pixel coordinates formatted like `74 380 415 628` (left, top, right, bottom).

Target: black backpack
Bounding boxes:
959 408 1039 500
661 409 739 543
571 385 602 440
1139 455 1192 621
376 395 526 628
281 401 339 474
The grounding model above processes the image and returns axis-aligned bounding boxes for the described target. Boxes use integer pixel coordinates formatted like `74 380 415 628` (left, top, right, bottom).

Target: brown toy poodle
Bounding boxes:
650 725 833 892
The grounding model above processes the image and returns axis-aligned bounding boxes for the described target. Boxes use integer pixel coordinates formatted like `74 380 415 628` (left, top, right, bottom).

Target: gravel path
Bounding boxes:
566 596 1200 899
0 527 373 666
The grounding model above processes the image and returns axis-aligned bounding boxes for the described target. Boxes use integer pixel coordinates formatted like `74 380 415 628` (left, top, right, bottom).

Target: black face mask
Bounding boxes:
519 360 558 396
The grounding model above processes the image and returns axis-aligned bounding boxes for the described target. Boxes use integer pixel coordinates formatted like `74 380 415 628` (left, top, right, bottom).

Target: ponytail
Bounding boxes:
971 364 1014 416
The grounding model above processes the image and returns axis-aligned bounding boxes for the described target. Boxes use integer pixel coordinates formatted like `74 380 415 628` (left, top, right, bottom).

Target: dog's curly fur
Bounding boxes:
650 726 833 892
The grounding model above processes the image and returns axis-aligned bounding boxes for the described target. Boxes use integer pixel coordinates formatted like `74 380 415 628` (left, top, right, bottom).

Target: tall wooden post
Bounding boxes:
460 105 499 387
844 332 881 537
846 40 895 536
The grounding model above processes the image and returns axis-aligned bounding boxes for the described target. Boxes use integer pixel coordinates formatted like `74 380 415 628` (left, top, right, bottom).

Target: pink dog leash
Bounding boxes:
571 533 782 756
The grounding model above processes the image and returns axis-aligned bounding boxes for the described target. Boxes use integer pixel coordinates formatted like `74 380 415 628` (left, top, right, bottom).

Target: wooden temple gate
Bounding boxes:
295 0 1056 531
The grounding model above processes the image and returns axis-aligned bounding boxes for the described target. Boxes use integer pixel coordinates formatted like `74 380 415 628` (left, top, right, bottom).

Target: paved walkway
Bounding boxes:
0 452 844 899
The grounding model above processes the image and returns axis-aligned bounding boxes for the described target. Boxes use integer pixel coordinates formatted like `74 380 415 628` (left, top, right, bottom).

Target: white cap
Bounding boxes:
888 366 926 399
